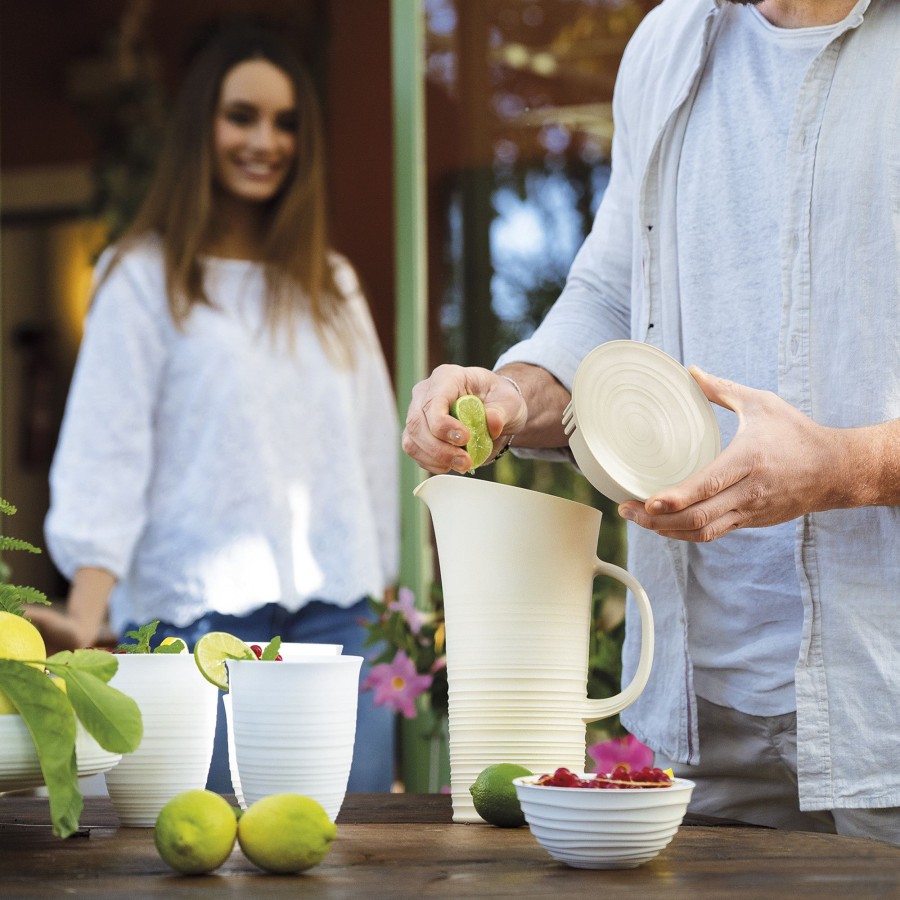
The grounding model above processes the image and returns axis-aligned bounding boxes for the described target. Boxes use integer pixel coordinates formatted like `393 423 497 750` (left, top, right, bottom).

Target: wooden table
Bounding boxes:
1 793 898 898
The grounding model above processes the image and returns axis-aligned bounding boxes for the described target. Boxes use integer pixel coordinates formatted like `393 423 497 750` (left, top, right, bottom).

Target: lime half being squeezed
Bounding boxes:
450 394 493 472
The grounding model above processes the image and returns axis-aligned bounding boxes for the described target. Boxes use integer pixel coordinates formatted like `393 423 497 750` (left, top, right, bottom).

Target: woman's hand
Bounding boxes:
25 567 118 655
617 367 872 542
25 605 92 655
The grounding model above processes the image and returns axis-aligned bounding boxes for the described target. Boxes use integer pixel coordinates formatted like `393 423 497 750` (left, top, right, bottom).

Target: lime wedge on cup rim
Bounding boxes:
450 394 493 472
193 632 255 690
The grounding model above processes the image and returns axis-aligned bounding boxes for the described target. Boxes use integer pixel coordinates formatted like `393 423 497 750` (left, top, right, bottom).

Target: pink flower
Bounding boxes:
361 650 433 719
587 734 654 774
388 586 429 636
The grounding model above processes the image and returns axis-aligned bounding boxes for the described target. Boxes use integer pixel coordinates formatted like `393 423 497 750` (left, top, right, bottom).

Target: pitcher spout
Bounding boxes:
412 472 454 512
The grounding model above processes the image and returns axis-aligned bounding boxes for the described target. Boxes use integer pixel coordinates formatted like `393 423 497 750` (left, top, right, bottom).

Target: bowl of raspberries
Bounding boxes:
512 766 695 869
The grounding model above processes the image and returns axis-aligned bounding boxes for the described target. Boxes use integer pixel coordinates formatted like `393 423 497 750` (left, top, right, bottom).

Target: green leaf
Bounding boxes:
0 496 17 515
41 651 142 754
153 639 186 654
61 668 142 755
48 648 118 683
116 619 159 653
260 636 282 660
0 660 81 838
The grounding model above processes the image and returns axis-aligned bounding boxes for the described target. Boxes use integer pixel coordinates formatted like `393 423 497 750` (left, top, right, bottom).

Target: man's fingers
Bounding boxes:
402 406 470 474
689 365 742 414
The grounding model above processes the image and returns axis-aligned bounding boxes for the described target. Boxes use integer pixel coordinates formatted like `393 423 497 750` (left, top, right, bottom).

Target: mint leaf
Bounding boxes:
154 639 187 654
0 661 81 838
261 636 282 660
116 620 160 653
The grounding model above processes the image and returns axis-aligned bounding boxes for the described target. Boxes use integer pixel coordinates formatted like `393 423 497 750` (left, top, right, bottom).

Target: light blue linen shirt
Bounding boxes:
497 0 900 810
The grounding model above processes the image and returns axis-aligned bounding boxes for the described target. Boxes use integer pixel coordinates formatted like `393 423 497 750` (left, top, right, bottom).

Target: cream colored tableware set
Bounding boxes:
416 340 716 866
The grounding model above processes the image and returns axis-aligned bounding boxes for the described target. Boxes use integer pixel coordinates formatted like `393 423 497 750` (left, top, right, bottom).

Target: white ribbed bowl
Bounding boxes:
0 715 122 792
513 775 694 869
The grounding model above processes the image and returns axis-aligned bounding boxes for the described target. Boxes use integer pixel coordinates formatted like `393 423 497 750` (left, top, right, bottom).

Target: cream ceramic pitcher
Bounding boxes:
415 474 654 823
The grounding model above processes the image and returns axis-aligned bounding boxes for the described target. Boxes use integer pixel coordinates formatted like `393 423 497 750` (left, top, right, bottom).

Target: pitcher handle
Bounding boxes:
582 558 654 723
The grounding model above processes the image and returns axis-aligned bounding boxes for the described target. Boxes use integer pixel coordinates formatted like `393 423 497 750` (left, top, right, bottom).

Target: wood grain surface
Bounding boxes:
1 794 898 899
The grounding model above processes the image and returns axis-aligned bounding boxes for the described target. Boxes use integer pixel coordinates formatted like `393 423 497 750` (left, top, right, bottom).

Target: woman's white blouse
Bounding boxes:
46 239 400 634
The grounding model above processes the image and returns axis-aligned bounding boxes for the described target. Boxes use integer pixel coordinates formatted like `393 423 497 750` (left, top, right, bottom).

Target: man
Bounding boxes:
402 0 900 842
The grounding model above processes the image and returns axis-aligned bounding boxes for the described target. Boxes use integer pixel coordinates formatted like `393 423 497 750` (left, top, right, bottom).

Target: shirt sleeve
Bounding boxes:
45 250 168 580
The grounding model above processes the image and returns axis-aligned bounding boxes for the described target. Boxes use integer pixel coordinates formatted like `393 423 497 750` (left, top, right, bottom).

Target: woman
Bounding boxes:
33 22 400 792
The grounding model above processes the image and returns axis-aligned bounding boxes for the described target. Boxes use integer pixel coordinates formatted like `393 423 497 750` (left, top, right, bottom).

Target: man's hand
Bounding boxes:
617 367 865 542
401 365 527 474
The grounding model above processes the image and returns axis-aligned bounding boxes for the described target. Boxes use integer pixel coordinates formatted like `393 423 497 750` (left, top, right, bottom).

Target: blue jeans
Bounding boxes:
123 598 395 793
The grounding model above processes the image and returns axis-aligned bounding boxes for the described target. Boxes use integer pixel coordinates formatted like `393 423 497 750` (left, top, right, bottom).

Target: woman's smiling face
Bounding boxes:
212 59 298 204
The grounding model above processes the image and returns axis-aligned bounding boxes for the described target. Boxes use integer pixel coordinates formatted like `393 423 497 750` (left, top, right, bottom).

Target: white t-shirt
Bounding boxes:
677 6 843 715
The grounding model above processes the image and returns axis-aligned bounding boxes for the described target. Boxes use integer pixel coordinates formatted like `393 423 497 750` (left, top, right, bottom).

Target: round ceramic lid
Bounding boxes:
565 341 721 503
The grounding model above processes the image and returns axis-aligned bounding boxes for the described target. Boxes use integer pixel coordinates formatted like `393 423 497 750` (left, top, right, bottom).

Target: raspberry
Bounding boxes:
535 766 673 789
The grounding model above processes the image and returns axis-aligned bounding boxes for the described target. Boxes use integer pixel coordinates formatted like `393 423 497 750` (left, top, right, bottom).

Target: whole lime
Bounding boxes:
237 794 336 874
154 790 238 874
469 763 533 827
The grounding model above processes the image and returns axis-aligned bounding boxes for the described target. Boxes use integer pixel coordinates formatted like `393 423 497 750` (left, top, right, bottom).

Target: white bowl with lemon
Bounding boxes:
0 611 122 792
0 715 122 792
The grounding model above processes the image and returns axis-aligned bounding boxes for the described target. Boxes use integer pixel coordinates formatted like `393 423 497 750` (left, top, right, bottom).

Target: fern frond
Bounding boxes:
0 587 25 615
0 584 50 615
0 536 42 555
0 497 16 516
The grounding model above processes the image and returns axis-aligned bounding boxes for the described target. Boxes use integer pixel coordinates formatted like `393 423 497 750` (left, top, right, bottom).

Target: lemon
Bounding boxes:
159 636 188 654
469 763 532 827
450 394 493 472
0 611 47 714
237 794 336 874
193 631 254 690
154 789 238 874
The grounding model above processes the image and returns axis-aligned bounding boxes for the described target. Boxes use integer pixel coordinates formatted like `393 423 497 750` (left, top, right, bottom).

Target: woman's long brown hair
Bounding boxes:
102 21 357 364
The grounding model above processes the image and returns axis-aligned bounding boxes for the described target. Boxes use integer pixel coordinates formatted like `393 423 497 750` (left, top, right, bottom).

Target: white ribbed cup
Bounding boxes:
227 655 362 821
103 654 218 827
